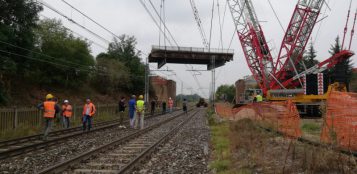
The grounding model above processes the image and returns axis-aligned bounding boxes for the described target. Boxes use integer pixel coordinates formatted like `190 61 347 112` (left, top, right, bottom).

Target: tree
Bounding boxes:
297 42 319 72
0 0 42 104
215 84 235 102
327 36 353 89
93 54 130 94
32 19 95 88
105 35 146 94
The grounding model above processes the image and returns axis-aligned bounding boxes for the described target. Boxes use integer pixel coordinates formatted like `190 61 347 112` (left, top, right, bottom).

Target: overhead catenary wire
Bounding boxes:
38 1 111 44
39 14 108 51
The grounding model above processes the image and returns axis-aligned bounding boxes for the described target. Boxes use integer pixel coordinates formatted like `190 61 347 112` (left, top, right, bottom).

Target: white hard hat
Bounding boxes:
64 100 69 103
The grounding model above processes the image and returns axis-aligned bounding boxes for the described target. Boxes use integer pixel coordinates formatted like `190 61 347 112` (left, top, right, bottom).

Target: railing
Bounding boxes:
0 104 118 133
152 45 235 54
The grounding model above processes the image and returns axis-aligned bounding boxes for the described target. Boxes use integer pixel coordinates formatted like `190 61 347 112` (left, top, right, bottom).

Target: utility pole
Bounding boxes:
145 57 149 104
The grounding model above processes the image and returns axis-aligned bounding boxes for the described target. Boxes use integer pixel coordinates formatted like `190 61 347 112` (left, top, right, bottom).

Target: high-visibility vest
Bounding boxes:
44 101 56 118
256 95 263 102
136 100 145 112
62 105 73 117
168 99 173 107
82 103 96 116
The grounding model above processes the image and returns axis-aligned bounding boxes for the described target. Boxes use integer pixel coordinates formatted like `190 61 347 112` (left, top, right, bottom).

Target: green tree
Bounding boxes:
93 54 130 94
328 36 353 89
0 0 42 104
216 84 235 102
32 19 95 88
297 42 319 72
105 35 146 94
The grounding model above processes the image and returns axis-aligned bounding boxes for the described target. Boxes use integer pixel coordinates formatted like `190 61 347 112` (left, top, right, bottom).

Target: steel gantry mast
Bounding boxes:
227 0 275 94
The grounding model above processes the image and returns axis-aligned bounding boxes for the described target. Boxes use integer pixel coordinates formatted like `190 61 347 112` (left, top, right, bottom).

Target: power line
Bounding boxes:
39 14 108 51
0 40 98 71
38 1 111 44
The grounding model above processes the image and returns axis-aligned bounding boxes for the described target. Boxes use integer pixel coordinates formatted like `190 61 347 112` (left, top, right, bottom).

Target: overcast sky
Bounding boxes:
42 0 357 98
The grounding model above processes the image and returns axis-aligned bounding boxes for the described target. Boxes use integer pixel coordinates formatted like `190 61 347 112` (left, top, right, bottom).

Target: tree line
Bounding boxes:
0 0 145 105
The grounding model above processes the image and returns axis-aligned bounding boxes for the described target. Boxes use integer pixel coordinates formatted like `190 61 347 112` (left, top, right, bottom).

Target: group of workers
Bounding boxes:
37 93 181 140
149 97 174 115
37 94 96 140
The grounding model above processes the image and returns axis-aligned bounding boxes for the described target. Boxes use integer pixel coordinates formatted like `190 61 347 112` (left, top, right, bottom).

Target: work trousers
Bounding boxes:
119 111 125 125
43 118 53 140
129 111 135 128
82 115 93 131
135 111 144 129
63 116 70 128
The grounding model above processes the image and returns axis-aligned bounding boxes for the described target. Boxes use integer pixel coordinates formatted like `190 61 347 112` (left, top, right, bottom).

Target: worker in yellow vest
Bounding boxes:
62 100 72 128
37 94 60 140
135 95 145 129
256 94 263 102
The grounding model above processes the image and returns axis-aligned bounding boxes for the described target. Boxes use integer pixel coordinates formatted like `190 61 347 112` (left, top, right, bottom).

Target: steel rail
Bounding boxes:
38 109 196 174
118 110 199 173
0 110 179 160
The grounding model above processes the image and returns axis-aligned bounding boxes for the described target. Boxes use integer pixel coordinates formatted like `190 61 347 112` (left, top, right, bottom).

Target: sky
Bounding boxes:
41 0 357 98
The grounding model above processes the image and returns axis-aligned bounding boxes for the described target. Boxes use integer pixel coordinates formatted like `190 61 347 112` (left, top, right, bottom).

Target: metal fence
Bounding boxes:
0 104 118 133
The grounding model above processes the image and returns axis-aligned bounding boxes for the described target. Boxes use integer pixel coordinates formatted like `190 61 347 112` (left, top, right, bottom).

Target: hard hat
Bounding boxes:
169 97 172 99
64 100 69 103
46 94 54 100
139 95 144 99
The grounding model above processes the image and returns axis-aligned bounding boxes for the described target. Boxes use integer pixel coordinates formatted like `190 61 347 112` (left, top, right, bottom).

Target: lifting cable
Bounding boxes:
138 0 174 46
267 0 285 33
147 0 179 47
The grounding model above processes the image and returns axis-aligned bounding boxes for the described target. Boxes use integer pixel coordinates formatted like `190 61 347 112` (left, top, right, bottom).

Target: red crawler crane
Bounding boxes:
227 0 354 95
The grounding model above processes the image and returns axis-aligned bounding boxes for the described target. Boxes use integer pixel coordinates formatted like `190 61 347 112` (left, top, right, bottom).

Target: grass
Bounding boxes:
0 112 119 141
210 122 232 173
208 114 357 173
301 122 321 133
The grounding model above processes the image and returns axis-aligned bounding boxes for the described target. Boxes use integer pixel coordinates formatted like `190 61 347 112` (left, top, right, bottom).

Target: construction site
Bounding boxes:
1 0 357 173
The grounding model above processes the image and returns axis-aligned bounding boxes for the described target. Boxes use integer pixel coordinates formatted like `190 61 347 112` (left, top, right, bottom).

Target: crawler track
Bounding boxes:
39 109 200 174
0 111 177 160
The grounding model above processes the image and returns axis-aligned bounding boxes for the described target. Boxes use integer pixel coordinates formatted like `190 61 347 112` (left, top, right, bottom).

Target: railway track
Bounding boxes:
0 110 178 160
38 109 201 174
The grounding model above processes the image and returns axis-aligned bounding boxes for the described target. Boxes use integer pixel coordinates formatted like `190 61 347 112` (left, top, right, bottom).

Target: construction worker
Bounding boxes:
118 96 126 128
168 97 174 113
62 100 72 128
37 94 60 140
183 98 188 114
150 99 156 116
256 92 263 102
128 95 136 128
162 101 167 114
135 95 145 129
82 98 96 131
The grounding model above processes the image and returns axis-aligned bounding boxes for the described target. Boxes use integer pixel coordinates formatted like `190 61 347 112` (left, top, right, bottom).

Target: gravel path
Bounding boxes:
133 108 210 174
0 112 181 174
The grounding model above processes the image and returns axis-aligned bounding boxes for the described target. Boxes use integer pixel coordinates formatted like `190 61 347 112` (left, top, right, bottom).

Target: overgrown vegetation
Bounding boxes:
209 115 357 173
0 0 146 106
215 84 235 102
208 110 232 173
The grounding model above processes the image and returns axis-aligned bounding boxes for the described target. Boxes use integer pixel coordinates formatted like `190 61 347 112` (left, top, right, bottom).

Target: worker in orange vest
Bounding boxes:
62 100 72 128
37 94 60 140
168 97 174 113
82 98 96 131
